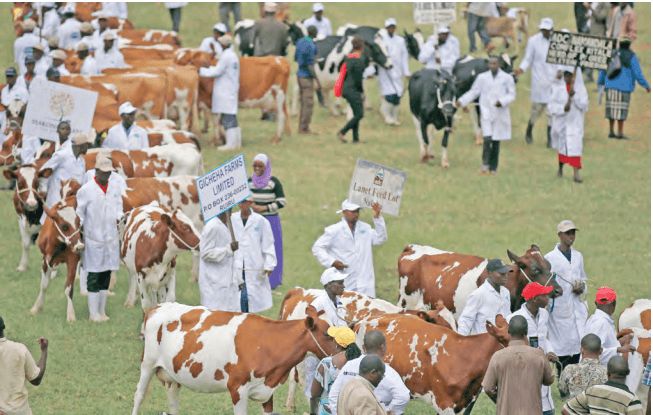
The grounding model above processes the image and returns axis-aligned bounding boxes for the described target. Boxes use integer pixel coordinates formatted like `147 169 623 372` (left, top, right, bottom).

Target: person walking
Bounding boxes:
336 355 387 415
334 37 366 144
248 154 286 289
302 3 332 37
558 334 609 401
377 18 410 126
607 2 637 42
312 199 387 297
219 2 242 32
102 102 149 150
549 67 589 183
597 37 650 140
515 17 556 147
545 220 589 373
199 35 241 150
164 2 188 33
482 315 556 414
465 2 496 53
252 3 289 57
456 56 516 175
76 156 124 322
0 317 48 415
230 197 276 313
199 209 240 311
586 2 612 82
418 26 460 75
295 25 321 135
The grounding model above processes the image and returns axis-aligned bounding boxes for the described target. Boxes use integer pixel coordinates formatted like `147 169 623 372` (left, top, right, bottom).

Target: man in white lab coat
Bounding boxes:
76 156 124 322
102 2 128 19
230 197 276 313
90 14 118 52
199 209 241 311
549 68 589 183
94 32 126 72
32 43 50 80
545 220 589 374
514 17 557 147
312 200 387 298
585 287 636 366
456 56 516 175
508 282 560 415
102 102 149 150
76 42 100 76
377 18 410 126
418 26 460 76
40 2 60 39
457 258 512 335
14 20 46 75
50 50 71 76
57 5 82 50
302 3 332 37
199 35 241 150
198 23 227 57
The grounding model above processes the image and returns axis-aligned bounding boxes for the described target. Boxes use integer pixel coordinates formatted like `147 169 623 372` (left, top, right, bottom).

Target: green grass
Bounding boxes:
0 2 650 414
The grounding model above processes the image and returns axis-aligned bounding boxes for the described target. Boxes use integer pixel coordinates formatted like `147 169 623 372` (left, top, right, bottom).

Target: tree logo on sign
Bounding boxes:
49 91 75 118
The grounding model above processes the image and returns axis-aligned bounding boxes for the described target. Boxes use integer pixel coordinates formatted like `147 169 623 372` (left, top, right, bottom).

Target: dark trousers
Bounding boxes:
168 7 182 33
468 12 491 51
298 76 314 131
482 137 501 172
557 353 581 376
87 271 111 293
219 2 242 31
340 93 364 142
240 270 248 312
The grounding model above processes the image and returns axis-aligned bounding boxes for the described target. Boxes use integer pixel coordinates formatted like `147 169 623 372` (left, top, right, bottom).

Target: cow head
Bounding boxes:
508 245 563 299
497 53 519 83
305 305 344 359
403 29 424 60
43 196 84 254
6 100 26 129
286 21 306 45
422 71 456 119
486 314 510 347
60 179 82 200
4 164 49 212
162 208 201 252
368 31 393 69
0 127 23 166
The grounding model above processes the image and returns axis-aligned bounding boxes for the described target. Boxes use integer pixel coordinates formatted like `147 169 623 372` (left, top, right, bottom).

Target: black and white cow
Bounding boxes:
403 29 425 60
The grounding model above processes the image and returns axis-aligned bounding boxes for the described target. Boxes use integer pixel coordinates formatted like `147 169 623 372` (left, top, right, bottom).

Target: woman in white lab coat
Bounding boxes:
199 210 242 311
457 57 516 174
230 198 276 313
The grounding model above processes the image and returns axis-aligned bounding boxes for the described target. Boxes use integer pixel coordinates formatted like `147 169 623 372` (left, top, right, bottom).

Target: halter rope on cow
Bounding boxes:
169 228 199 251
308 328 334 357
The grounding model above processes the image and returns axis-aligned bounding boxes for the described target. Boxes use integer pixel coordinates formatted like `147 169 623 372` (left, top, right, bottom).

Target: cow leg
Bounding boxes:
124 270 139 308
211 113 225 146
132 362 156 415
30 262 56 314
108 270 117 296
412 115 429 163
441 119 452 168
262 396 274 415
163 264 176 303
470 104 483 145
17 215 31 272
327 93 340 117
233 394 249 415
165 379 183 415
199 102 210 134
65 255 79 322
285 366 298 412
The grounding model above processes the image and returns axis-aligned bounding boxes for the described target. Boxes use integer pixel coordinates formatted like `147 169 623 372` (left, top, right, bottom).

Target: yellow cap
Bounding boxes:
327 326 356 348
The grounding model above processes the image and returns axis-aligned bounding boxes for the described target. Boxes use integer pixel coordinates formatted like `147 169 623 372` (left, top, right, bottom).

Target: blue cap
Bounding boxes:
25 55 36 64
5 67 17 76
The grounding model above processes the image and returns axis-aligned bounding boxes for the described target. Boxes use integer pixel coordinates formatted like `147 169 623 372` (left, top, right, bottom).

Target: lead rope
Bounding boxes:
309 329 331 357
168 228 198 251
53 220 81 246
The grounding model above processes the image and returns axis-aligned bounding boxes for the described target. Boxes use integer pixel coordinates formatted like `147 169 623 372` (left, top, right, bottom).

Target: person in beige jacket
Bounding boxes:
337 355 387 415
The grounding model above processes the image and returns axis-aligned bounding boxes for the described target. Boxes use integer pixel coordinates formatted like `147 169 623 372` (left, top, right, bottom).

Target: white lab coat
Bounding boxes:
41 9 61 39
230 210 276 313
585 309 621 366
1 83 29 106
199 46 240 115
419 34 460 75
20 135 42 165
55 64 71 76
458 69 516 141
519 32 557 104
199 216 241 312
548 76 589 158
102 123 149 150
57 18 82 50
102 2 128 19
76 177 124 272
302 15 332 37
508 304 555 412
312 216 387 298
545 245 588 357
80 56 100 76
34 56 51 79
377 32 410 97
91 29 119 52
328 354 411 415
457 280 511 335
82 170 127 190
14 33 47 75
40 140 86 210
199 37 224 57
95 48 126 71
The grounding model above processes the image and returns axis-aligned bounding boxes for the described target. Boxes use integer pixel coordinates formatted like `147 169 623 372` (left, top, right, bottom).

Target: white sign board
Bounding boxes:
22 78 98 141
348 159 407 217
196 154 251 223
413 2 457 26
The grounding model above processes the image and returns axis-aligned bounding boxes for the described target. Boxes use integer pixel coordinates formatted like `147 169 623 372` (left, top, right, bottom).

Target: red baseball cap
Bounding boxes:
522 282 553 300
596 287 617 304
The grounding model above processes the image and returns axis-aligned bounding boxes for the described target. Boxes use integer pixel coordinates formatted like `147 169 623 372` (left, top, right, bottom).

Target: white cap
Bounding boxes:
336 199 362 214
320 267 348 285
102 31 117 40
75 42 89 52
213 22 228 33
384 18 397 28
96 156 113 172
41 2 55 7
264 2 276 13
438 26 450 34
218 34 232 46
118 102 138 115
72 132 93 145
61 3 75 14
539 17 554 30
312 2 324 12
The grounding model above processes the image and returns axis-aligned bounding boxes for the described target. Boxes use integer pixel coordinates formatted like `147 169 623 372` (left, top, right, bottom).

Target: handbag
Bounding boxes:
607 51 622 80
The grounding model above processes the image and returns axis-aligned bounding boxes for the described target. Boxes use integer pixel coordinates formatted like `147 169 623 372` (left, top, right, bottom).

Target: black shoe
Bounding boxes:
525 122 534 145
608 132 617 138
616 134 629 140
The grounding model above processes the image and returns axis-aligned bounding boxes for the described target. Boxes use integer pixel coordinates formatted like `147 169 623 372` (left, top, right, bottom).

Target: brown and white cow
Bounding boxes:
618 299 651 409
0 127 23 166
118 29 181 47
353 313 510 413
121 202 200 333
132 304 341 415
397 244 562 317
486 8 530 50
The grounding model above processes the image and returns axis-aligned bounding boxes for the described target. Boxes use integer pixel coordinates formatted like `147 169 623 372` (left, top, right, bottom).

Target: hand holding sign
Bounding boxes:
372 202 382 219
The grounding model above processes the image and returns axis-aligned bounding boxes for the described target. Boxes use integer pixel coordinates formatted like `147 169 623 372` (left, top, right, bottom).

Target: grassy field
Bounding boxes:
0 2 650 414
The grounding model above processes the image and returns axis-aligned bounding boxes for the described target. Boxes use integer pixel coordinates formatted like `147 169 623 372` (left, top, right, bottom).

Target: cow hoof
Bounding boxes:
17 264 26 272
270 136 282 144
29 306 41 315
420 155 429 163
441 160 450 169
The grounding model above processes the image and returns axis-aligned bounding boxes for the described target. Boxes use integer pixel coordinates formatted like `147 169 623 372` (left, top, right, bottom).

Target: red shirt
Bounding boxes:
94 177 108 194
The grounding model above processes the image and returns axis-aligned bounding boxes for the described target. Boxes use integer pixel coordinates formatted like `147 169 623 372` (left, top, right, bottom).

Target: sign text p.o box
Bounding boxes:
348 159 407 216
196 154 251 223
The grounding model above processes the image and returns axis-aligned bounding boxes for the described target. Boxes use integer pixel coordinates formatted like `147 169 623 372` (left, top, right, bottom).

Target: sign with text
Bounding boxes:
196 154 251 223
546 31 616 71
22 78 98 141
348 159 407 217
413 2 456 26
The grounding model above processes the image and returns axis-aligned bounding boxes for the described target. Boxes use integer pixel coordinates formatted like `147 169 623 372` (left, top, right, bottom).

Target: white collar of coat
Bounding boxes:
594 308 615 324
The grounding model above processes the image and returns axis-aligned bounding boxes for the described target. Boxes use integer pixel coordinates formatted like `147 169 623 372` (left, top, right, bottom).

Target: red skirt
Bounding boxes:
558 154 582 168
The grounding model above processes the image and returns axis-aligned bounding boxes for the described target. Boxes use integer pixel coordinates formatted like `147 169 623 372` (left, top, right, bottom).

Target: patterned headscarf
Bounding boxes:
251 153 272 189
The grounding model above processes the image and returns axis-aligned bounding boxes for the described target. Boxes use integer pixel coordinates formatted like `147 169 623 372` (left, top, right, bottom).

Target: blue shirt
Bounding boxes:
295 36 317 78
597 53 649 92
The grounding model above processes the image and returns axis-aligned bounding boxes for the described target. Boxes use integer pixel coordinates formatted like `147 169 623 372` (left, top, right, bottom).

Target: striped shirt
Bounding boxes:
248 176 286 216
563 380 643 415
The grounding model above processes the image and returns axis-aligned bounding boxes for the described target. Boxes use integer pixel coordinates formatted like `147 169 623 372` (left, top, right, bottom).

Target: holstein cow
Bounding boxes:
121 202 200 334
486 8 530 50
353 313 511 413
617 299 651 409
132 304 342 415
397 244 562 317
